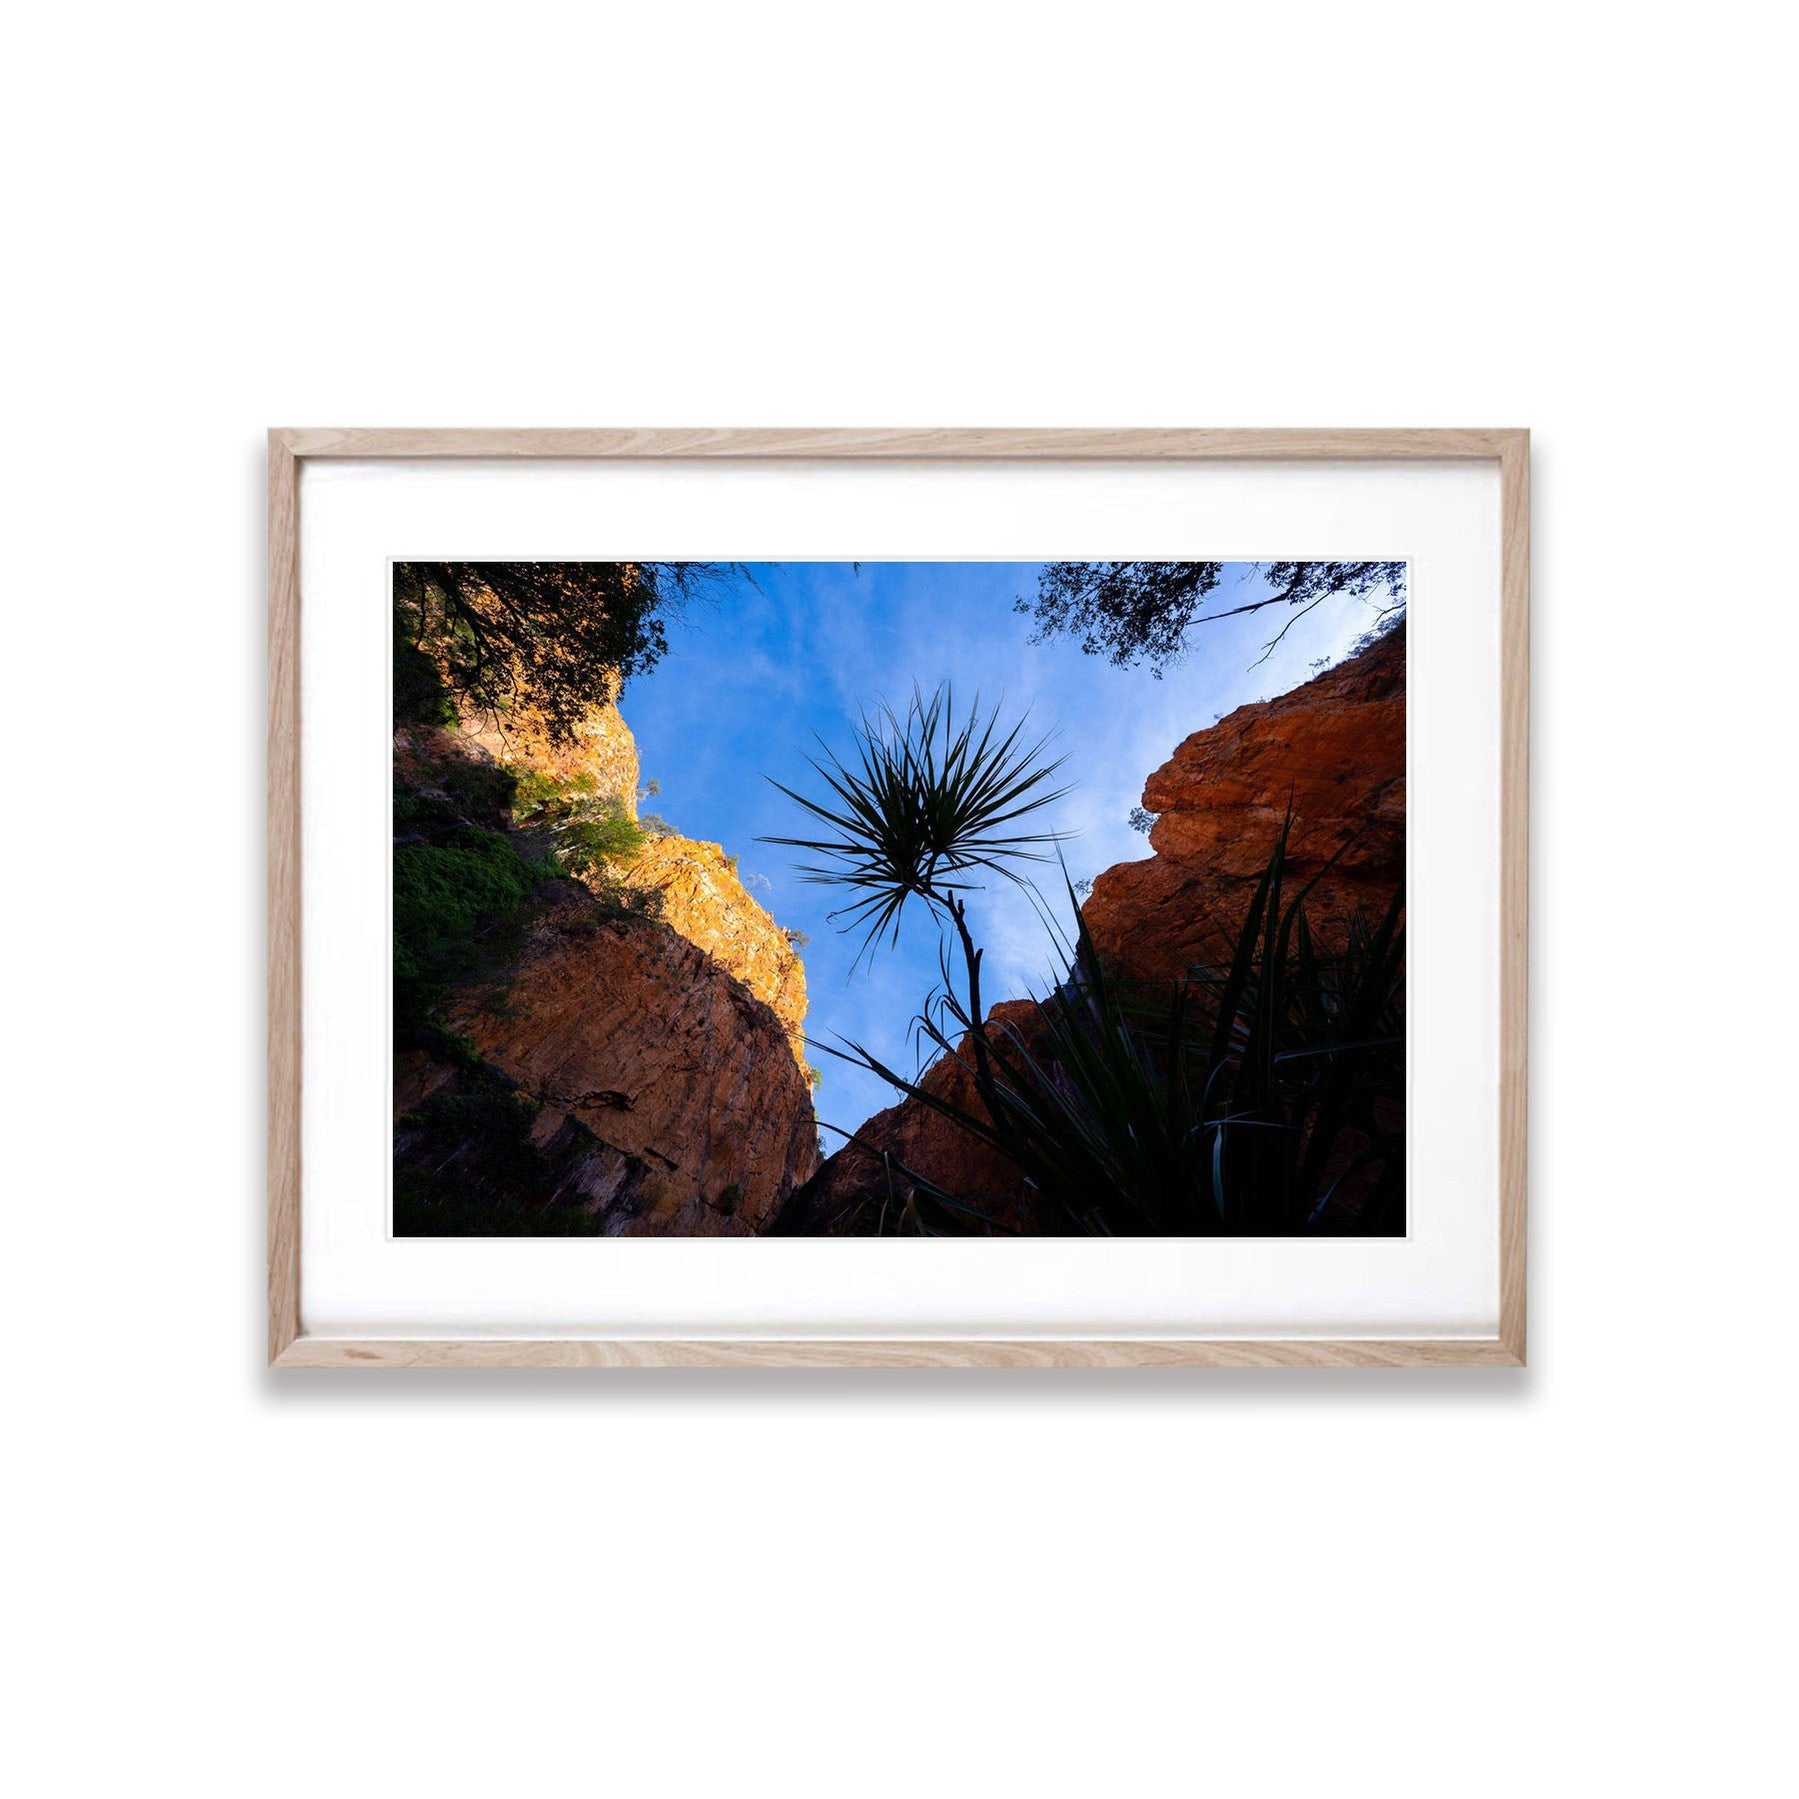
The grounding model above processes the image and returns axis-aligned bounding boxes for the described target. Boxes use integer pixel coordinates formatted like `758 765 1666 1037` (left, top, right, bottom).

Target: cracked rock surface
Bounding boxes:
443 889 818 1233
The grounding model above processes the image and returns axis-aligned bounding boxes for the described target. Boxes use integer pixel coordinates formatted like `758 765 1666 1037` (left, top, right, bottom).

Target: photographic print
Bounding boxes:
392 558 1406 1238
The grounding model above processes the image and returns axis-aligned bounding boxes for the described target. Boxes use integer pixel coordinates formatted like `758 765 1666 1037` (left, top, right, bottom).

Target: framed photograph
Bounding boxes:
269 429 1527 1367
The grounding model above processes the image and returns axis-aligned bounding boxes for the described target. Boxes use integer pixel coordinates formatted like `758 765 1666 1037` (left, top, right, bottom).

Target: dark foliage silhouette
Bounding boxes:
1020 560 1406 676
393 561 739 742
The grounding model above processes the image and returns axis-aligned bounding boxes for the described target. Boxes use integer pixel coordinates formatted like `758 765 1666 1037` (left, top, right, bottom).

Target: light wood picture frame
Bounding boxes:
269 428 1528 1368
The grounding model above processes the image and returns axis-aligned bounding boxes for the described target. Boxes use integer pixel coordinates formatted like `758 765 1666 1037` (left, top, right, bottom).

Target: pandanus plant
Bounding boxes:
760 685 1071 1107
764 685 1405 1236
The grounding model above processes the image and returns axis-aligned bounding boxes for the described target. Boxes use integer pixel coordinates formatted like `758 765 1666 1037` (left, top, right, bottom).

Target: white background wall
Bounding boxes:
5 5 1793 1796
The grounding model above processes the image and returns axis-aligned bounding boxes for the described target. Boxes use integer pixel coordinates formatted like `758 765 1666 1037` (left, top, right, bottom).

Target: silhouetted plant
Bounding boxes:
761 684 1070 1108
834 832 1404 1236
768 693 1404 1236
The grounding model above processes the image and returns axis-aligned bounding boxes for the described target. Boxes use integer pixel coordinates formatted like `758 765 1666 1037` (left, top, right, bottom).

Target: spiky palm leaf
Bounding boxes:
759 685 1071 958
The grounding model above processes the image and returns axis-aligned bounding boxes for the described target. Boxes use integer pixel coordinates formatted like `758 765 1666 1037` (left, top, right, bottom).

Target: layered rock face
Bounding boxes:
396 687 818 1235
1084 622 1405 983
778 625 1406 1234
621 835 809 1068
438 890 816 1233
454 682 642 813
457 677 809 1053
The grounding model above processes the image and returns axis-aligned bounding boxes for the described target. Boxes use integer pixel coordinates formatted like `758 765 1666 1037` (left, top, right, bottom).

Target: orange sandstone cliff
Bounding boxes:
395 688 818 1236
431 889 817 1233
1083 621 1405 984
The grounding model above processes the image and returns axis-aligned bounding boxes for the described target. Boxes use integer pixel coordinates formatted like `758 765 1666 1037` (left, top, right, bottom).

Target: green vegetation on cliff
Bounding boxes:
393 829 548 1032
507 764 649 879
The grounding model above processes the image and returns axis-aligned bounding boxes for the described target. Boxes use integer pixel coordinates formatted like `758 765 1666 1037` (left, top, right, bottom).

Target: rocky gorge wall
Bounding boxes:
428 889 816 1233
395 688 818 1235
1083 621 1405 984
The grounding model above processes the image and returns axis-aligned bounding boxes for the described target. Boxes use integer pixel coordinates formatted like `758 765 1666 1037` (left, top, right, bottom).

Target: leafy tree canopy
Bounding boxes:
393 561 736 743
1018 560 1406 677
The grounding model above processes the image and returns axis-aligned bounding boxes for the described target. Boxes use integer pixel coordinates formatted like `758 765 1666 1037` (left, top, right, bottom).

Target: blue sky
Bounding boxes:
622 563 1392 1145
